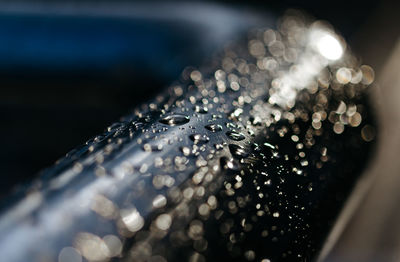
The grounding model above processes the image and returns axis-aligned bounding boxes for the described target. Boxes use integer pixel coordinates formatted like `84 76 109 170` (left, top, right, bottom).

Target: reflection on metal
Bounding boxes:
0 11 376 262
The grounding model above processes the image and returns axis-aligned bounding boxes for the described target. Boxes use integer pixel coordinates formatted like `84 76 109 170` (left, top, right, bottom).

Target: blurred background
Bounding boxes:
0 0 397 199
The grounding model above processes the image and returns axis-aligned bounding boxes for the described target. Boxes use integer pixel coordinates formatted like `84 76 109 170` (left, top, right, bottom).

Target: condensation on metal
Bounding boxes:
0 10 376 262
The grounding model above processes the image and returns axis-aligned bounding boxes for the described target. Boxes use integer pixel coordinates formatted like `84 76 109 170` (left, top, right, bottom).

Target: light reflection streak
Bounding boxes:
269 23 345 108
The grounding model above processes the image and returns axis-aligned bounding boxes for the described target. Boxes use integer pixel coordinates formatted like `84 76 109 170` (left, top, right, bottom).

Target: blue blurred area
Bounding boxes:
0 15 189 79
0 2 269 80
0 16 165 68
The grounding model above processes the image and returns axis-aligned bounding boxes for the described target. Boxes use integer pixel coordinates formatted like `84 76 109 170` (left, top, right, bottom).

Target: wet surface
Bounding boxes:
0 11 376 262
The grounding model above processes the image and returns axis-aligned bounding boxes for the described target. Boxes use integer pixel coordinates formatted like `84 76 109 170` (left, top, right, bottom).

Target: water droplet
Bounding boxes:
107 122 126 132
205 124 223 132
226 131 245 141
120 208 144 232
159 114 190 126
220 157 239 170
131 121 145 131
229 144 249 159
152 195 167 208
263 142 275 149
132 116 152 130
252 143 261 152
250 116 262 126
189 134 210 145
214 143 224 150
194 105 208 114
142 142 163 152
155 213 172 230
228 108 243 121
180 146 191 156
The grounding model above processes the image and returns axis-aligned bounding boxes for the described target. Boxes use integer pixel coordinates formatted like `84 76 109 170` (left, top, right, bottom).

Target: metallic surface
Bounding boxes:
0 11 376 262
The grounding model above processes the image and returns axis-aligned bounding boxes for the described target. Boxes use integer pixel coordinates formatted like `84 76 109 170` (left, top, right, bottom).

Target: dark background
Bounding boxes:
0 0 392 197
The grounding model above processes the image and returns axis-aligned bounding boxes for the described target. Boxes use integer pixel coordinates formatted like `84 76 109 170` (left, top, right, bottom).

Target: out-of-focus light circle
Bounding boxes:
336 67 352 84
316 33 343 60
309 26 344 61
360 65 375 85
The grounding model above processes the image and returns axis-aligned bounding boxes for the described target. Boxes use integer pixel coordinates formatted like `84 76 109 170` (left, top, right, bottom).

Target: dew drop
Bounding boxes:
180 146 191 156
214 143 224 150
263 142 275 150
107 122 126 132
226 131 246 141
159 114 190 126
120 208 144 232
133 116 152 130
229 144 249 159
189 134 210 145
152 194 167 208
155 213 172 231
220 157 239 170
142 142 163 152
194 105 208 114
205 124 223 132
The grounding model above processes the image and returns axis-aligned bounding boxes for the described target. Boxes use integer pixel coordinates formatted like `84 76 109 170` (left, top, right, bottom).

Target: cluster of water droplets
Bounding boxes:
0 10 377 262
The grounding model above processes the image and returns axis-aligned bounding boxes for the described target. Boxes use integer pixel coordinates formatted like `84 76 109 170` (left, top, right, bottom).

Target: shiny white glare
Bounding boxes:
270 26 346 108
316 34 343 60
